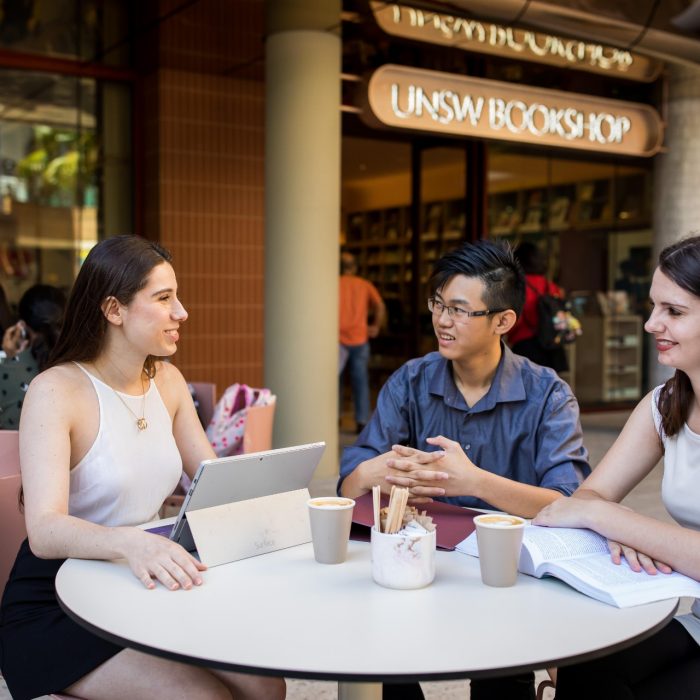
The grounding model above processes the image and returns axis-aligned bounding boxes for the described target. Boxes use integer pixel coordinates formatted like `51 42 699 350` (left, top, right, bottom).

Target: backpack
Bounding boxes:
177 383 275 494
205 383 274 457
526 281 581 350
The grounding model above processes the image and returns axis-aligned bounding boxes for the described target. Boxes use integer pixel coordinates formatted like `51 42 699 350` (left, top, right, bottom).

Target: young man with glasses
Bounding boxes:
339 239 589 700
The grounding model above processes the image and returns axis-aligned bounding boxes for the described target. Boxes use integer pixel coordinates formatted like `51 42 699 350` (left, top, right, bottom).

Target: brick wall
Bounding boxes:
142 0 265 395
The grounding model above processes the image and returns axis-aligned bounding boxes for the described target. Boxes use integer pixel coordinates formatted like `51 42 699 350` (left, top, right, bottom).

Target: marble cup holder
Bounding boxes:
370 526 436 590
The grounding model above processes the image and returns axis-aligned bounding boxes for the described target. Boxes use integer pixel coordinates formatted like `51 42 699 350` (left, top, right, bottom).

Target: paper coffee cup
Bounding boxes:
473 513 526 587
371 527 436 589
307 497 355 564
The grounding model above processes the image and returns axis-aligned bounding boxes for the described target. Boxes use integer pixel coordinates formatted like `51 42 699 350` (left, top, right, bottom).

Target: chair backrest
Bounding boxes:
242 399 276 454
190 382 217 428
0 430 25 595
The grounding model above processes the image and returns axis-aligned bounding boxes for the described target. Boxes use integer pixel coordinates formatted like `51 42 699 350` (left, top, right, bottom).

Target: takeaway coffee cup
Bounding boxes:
371 526 436 590
307 497 355 564
473 513 526 587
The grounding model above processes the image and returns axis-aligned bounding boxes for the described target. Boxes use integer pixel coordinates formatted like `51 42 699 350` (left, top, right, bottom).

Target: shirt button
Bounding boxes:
464 444 471 451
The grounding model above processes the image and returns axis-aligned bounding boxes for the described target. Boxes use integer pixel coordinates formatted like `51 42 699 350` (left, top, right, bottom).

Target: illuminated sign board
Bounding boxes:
365 65 664 157
371 2 662 82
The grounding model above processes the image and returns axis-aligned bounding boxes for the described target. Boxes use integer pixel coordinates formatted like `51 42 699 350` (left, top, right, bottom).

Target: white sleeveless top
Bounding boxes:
68 363 182 527
651 385 700 644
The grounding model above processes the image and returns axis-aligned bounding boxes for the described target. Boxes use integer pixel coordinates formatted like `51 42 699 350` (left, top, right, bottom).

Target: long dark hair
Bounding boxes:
656 236 700 436
47 235 172 377
19 284 66 370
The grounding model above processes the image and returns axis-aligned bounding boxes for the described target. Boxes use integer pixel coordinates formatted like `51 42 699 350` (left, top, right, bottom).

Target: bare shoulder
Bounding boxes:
25 363 91 401
153 361 190 409
21 363 96 435
614 390 660 450
639 388 656 407
154 360 188 387
626 390 655 425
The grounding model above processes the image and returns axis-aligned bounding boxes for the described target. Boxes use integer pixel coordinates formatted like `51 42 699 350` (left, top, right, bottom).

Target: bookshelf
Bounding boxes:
574 314 643 403
488 172 651 242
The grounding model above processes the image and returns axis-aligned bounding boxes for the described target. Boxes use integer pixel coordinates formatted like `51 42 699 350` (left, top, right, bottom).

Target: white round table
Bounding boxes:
56 540 677 700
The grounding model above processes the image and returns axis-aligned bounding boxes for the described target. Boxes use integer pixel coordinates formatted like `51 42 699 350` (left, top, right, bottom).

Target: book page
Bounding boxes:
549 554 700 607
523 525 609 570
455 531 478 557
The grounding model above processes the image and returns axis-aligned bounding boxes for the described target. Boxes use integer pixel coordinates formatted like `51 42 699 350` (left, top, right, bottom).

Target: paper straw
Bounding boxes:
372 485 381 532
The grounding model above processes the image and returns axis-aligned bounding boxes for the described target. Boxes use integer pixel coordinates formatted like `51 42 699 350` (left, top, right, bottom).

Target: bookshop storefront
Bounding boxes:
341 1 666 406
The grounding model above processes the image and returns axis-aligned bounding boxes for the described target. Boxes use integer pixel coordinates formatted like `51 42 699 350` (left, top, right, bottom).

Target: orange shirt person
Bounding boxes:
339 251 385 433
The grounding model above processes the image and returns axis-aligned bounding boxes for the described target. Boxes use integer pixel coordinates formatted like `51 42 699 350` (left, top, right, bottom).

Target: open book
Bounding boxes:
457 525 700 608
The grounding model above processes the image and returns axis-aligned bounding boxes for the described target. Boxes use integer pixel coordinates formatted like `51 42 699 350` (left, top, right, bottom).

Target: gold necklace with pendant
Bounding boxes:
93 365 148 431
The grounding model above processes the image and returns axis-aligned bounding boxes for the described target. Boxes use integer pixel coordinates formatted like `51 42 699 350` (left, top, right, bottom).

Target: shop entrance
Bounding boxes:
342 135 653 409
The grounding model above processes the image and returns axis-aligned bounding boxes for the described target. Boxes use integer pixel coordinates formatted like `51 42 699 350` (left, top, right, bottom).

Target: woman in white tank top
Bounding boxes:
533 236 700 698
0 236 285 700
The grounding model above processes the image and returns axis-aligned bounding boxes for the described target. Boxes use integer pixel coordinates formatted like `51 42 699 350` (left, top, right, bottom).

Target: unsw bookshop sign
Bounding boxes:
365 65 664 157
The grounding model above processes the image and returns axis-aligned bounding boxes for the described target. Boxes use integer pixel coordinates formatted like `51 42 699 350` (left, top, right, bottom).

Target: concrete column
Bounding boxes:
650 63 700 388
264 1 341 479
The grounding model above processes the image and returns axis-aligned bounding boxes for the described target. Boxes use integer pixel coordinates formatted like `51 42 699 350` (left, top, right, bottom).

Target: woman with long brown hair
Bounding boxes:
0 236 285 700
534 235 700 698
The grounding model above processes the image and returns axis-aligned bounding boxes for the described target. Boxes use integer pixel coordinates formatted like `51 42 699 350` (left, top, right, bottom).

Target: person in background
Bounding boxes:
339 250 386 433
340 240 589 700
0 284 66 429
0 236 285 700
508 241 568 372
533 235 700 699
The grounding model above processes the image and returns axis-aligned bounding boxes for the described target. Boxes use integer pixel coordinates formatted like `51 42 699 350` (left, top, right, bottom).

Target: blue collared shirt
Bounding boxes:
339 345 590 509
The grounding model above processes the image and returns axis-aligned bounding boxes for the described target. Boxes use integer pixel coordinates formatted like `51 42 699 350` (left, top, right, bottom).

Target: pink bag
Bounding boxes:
205 383 273 457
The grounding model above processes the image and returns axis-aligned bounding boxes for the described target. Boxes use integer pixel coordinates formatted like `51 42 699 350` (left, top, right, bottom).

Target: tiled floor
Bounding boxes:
0 410 678 700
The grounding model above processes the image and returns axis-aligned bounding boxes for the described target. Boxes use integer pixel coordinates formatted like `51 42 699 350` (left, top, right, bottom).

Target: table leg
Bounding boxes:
338 681 382 700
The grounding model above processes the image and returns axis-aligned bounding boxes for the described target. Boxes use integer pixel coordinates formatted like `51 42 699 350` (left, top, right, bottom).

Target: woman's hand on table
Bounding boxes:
123 529 207 590
532 493 598 529
534 499 673 575
607 540 673 575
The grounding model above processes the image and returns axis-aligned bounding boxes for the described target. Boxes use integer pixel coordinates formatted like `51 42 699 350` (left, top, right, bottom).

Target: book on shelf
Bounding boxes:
578 182 595 201
456 524 700 608
522 207 543 228
549 196 571 228
522 191 543 228
596 291 632 316
492 207 521 235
